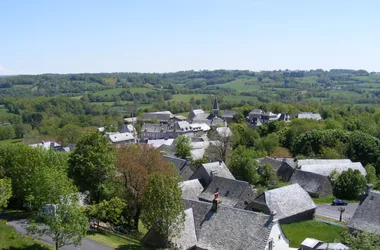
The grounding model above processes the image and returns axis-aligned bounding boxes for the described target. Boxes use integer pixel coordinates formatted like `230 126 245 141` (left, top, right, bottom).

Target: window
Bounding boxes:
268 240 273 250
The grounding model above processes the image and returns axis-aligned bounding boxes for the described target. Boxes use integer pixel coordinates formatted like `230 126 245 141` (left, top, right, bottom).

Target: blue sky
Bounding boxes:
1 0 380 74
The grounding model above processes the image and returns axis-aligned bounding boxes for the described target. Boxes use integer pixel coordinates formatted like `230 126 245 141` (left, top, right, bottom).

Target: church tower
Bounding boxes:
212 97 219 117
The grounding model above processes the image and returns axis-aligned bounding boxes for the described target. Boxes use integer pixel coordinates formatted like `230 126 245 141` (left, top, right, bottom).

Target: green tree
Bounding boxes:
341 230 380 250
228 145 259 185
28 196 88 250
333 169 367 199
141 174 185 243
262 133 279 155
232 112 245 124
0 177 12 211
58 124 83 146
174 135 191 159
365 164 378 187
87 197 126 227
68 131 116 203
0 126 16 140
257 164 277 188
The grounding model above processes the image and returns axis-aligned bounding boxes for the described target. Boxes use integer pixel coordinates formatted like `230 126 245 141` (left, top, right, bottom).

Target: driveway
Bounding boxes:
315 203 359 222
7 219 112 250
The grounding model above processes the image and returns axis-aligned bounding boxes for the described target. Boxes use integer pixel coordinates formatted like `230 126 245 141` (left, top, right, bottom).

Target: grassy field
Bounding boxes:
0 105 9 115
281 220 346 247
171 94 207 102
87 222 150 250
0 223 53 250
0 138 22 145
93 87 155 97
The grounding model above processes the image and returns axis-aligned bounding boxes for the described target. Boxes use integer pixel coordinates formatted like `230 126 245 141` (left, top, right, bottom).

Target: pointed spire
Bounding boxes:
213 97 219 111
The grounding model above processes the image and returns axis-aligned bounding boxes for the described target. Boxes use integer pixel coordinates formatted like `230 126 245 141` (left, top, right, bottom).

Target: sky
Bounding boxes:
1 0 380 75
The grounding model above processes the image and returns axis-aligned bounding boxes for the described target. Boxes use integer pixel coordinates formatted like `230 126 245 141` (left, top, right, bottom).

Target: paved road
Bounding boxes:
7 219 112 250
316 203 359 222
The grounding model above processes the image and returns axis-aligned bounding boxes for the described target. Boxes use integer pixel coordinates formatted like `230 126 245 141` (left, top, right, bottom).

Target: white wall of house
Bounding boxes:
266 222 289 250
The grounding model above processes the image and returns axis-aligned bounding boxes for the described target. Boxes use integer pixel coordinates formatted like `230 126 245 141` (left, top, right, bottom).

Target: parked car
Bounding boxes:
332 199 348 206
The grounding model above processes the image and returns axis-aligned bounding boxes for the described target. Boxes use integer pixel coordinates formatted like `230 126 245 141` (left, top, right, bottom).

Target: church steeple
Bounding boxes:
213 97 219 117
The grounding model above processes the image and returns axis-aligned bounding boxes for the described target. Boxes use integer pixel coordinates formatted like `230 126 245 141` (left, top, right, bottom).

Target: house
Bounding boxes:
189 123 210 132
290 170 333 197
29 141 72 152
120 123 135 134
143 199 290 250
246 183 317 224
162 155 196 181
188 98 226 127
297 159 366 177
349 187 380 235
221 110 237 123
190 161 235 188
141 123 175 139
247 109 287 126
296 112 322 120
300 238 350 250
179 179 204 200
198 176 257 209
107 132 136 144
258 157 296 182
189 136 211 161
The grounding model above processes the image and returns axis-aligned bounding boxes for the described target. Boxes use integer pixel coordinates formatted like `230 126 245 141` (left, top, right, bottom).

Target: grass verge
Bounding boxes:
281 220 346 247
312 195 359 204
0 222 53 250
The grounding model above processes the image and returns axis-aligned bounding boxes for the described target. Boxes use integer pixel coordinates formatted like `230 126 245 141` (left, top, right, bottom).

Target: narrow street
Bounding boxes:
7 219 113 250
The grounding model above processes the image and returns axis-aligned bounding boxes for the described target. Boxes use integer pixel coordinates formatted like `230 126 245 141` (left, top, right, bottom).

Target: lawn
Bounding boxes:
171 94 207 102
0 222 53 250
93 87 155 97
0 139 22 145
281 220 346 247
87 221 151 249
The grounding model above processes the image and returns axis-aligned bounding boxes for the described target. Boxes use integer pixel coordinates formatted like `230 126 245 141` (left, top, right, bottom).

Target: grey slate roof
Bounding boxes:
141 123 174 133
171 208 198 249
182 199 275 250
201 161 235 179
349 190 380 235
297 112 322 120
192 113 211 121
222 110 237 118
198 176 257 208
259 157 283 171
290 170 331 196
141 112 171 122
212 98 219 110
179 179 204 200
317 242 350 250
299 160 366 176
163 155 196 176
263 183 317 220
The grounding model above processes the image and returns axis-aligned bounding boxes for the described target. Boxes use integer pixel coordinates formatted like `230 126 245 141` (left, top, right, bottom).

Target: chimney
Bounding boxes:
211 191 220 212
269 210 277 222
218 160 222 166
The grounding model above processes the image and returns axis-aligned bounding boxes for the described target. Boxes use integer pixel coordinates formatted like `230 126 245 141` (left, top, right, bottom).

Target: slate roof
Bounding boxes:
182 199 275 250
349 190 380 235
142 123 173 133
163 155 196 175
213 98 219 110
179 179 204 200
147 138 174 148
299 161 366 176
192 113 211 121
297 159 352 166
290 170 330 196
201 161 235 180
222 110 237 118
189 123 210 132
171 208 198 249
317 243 350 250
297 112 322 120
198 176 257 208
262 183 317 220
192 109 205 115
141 112 171 122
258 157 297 171
108 132 136 143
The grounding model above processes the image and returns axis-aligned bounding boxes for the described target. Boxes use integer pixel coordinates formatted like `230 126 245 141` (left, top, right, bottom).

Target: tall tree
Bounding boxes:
28 196 88 250
68 131 116 203
0 177 12 211
228 145 259 185
174 135 191 159
141 174 185 244
58 124 83 146
116 144 177 231
333 169 367 199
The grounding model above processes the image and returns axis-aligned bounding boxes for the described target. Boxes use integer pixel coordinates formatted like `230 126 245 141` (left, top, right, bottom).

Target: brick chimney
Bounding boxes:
211 191 220 212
